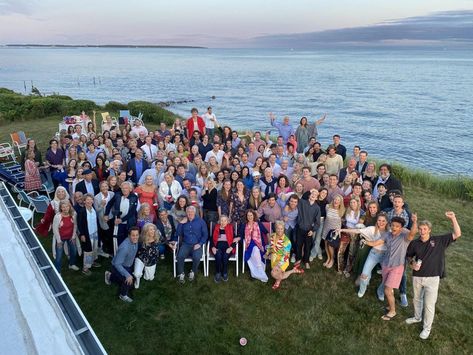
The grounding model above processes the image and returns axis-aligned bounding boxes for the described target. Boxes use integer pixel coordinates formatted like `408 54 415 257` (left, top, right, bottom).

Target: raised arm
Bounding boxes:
338 227 363 235
407 213 418 241
316 113 327 125
446 211 461 240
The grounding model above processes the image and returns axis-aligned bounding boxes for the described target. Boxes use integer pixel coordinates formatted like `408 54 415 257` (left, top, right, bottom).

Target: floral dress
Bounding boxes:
268 233 291 271
230 190 249 224
24 159 42 191
136 241 160 267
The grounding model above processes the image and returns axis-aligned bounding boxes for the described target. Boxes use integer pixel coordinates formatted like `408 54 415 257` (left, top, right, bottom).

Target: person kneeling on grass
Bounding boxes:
133 223 160 289
405 211 461 340
105 227 139 303
265 221 304 290
211 215 240 283
364 214 417 321
175 206 208 284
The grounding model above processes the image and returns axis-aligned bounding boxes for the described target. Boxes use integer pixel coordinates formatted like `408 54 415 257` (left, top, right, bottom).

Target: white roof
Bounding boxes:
0 204 83 355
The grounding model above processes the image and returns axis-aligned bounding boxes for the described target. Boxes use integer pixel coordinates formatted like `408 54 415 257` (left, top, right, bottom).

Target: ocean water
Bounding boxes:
1 47 472 175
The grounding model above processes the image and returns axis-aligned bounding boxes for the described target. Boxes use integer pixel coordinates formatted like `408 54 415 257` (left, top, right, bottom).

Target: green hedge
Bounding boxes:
0 88 181 126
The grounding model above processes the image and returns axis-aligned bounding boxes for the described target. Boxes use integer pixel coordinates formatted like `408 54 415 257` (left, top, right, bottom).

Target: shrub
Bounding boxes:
128 100 178 126
64 99 99 115
0 88 15 95
104 101 128 112
47 94 73 101
30 97 66 117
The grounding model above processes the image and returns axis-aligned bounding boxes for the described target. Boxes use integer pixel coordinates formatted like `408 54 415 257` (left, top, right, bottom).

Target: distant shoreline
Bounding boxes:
4 44 207 49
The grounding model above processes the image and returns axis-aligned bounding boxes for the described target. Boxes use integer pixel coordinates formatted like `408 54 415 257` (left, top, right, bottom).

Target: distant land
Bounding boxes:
4 44 207 49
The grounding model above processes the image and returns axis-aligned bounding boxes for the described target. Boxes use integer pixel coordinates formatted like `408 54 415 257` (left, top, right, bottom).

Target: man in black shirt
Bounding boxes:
405 211 462 340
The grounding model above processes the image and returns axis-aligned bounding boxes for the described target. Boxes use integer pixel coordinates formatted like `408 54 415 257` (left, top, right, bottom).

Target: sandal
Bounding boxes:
381 313 396 321
272 282 281 290
293 265 305 274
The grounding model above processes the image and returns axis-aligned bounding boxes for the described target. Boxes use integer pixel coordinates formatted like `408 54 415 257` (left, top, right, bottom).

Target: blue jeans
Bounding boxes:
358 248 385 295
214 242 231 276
310 217 325 258
55 239 77 273
177 243 203 275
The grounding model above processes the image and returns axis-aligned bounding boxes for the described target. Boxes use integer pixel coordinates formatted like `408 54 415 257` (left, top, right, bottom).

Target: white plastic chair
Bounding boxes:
173 236 207 278
206 222 239 277
242 222 271 274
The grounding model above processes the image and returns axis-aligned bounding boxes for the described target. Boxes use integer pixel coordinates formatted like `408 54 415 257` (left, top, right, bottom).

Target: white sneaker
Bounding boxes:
317 255 323 260
119 294 133 303
405 317 422 325
104 271 111 285
419 329 430 340
98 250 110 258
309 256 315 262
188 271 195 281
69 265 79 271
178 273 185 284
290 255 296 263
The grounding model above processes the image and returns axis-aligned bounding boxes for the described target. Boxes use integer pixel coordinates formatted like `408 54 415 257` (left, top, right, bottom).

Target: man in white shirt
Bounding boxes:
142 135 157 163
205 142 225 165
202 106 217 137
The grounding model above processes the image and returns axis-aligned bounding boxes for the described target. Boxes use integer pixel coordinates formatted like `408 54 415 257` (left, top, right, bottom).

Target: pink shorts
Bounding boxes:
382 265 404 289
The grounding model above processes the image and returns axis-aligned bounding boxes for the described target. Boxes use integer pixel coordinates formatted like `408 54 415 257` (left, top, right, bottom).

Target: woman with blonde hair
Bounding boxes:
36 186 71 236
321 194 345 269
196 163 213 188
208 156 220 174
248 186 262 210
137 203 155 228
52 200 80 273
362 162 378 187
338 197 363 276
133 223 160 288
338 213 389 298
266 221 303 290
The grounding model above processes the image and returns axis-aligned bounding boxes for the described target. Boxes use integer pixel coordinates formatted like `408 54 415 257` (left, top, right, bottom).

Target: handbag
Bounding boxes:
326 229 341 249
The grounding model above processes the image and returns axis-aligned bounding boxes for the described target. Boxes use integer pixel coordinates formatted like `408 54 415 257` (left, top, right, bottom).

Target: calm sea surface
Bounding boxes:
1 47 472 175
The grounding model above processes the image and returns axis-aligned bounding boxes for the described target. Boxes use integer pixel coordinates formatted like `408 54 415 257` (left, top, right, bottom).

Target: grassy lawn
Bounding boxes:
2 117 472 354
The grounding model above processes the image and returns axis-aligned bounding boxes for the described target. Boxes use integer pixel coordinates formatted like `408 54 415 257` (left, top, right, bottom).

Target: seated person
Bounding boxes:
210 215 240 283
175 206 208 283
265 220 303 290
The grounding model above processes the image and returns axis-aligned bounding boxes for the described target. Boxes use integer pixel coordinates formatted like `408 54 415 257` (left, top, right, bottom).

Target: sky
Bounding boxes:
0 0 472 47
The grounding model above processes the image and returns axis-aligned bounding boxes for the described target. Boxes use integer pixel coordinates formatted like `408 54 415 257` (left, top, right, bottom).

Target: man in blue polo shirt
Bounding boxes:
175 206 208 283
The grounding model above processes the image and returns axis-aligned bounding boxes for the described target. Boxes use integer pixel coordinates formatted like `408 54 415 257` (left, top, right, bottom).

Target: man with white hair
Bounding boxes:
273 159 293 179
269 112 294 144
175 206 208 283
105 181 139 246
259 167 277 200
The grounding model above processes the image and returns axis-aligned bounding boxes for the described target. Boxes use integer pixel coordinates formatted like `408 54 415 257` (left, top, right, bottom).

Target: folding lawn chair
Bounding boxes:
10 131 28 155
206 222 239 277
172 235 207 278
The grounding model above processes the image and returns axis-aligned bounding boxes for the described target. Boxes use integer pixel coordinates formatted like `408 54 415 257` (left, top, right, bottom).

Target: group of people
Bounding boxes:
23 106 461 339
